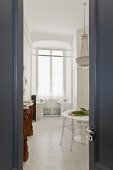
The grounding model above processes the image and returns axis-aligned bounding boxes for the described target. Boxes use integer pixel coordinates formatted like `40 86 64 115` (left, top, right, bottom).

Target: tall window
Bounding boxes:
37 49 64 100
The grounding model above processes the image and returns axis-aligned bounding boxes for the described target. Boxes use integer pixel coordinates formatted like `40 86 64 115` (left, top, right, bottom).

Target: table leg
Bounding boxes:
81 122 85 144
60 117 66 145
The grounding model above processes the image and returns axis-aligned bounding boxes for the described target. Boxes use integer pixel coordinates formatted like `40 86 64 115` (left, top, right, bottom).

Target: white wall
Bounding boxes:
31 32 73 44
72 31 77 109
77 29 89 109
23 19 32 101
32 40 72 50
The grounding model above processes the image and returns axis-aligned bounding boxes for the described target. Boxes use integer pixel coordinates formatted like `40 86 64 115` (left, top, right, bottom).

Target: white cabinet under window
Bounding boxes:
36 102 45 120
57 101 72 114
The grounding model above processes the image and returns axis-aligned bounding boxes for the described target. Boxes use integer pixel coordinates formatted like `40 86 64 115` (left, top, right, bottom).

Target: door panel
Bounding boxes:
0 0 23 169
0 0 14 169
89 0 113 170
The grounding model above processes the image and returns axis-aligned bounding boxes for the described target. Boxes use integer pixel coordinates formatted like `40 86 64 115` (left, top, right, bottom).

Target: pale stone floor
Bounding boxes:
23 117 89 170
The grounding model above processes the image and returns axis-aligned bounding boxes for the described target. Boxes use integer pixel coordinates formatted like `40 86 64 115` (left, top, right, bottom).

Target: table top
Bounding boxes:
57 101 71 104
61 110 89 123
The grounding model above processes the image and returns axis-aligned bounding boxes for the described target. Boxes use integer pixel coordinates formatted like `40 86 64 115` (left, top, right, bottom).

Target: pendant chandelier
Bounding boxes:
76 2 89 67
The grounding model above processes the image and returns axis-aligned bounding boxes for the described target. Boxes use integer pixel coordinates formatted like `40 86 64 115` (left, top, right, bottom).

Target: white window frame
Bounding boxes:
37 49 65 100
31 47 72 103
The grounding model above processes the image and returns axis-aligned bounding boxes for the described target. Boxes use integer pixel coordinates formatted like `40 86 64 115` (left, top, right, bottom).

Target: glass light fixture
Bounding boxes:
76 2 89 67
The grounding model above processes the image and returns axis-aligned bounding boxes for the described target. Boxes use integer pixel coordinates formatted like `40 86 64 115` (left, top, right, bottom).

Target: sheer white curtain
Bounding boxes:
37 50 64 100
52 51 64 99
37 50 51 99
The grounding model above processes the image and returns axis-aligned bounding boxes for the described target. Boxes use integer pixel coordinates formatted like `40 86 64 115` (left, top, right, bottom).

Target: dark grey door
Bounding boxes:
89 0 113 170
0 0 23 170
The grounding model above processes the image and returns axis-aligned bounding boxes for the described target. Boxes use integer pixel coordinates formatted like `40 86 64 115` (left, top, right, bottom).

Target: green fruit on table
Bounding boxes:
72 108 89 116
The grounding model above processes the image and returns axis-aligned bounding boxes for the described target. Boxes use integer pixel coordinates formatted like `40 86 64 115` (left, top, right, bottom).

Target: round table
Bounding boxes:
60 110 89 150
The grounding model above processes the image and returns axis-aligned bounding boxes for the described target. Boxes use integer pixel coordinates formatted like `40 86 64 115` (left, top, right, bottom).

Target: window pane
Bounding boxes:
52 56 64 99
36 49 64 100
37 56 50 99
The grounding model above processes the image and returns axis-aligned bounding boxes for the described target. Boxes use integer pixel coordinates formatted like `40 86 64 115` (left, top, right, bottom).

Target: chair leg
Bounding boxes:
60 117 66 146
70 120 74 151
80 122 85 144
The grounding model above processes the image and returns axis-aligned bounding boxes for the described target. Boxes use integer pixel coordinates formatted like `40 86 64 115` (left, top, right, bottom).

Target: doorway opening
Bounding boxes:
23 0 89 170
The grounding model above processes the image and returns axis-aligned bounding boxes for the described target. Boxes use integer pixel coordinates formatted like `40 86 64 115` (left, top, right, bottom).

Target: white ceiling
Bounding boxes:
24 0 89 36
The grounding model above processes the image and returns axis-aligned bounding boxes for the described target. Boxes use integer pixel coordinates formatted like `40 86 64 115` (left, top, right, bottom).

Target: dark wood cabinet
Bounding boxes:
28 106 33 136
23 104 33 162
23 108 29 162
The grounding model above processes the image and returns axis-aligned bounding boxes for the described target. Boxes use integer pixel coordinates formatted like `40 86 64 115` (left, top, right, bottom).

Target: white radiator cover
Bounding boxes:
37 100 72 116
43 107 60 115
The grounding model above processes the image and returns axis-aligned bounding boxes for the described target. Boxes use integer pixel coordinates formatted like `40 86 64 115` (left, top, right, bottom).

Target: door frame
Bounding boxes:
89 0 98 169
13 0 23 169
13 0 100 169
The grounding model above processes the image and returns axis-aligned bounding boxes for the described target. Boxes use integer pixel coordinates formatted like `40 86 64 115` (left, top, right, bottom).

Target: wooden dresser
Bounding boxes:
23 103 33 162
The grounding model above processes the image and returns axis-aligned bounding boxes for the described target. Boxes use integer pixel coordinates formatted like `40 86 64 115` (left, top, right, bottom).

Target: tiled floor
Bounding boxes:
23 117 89 170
